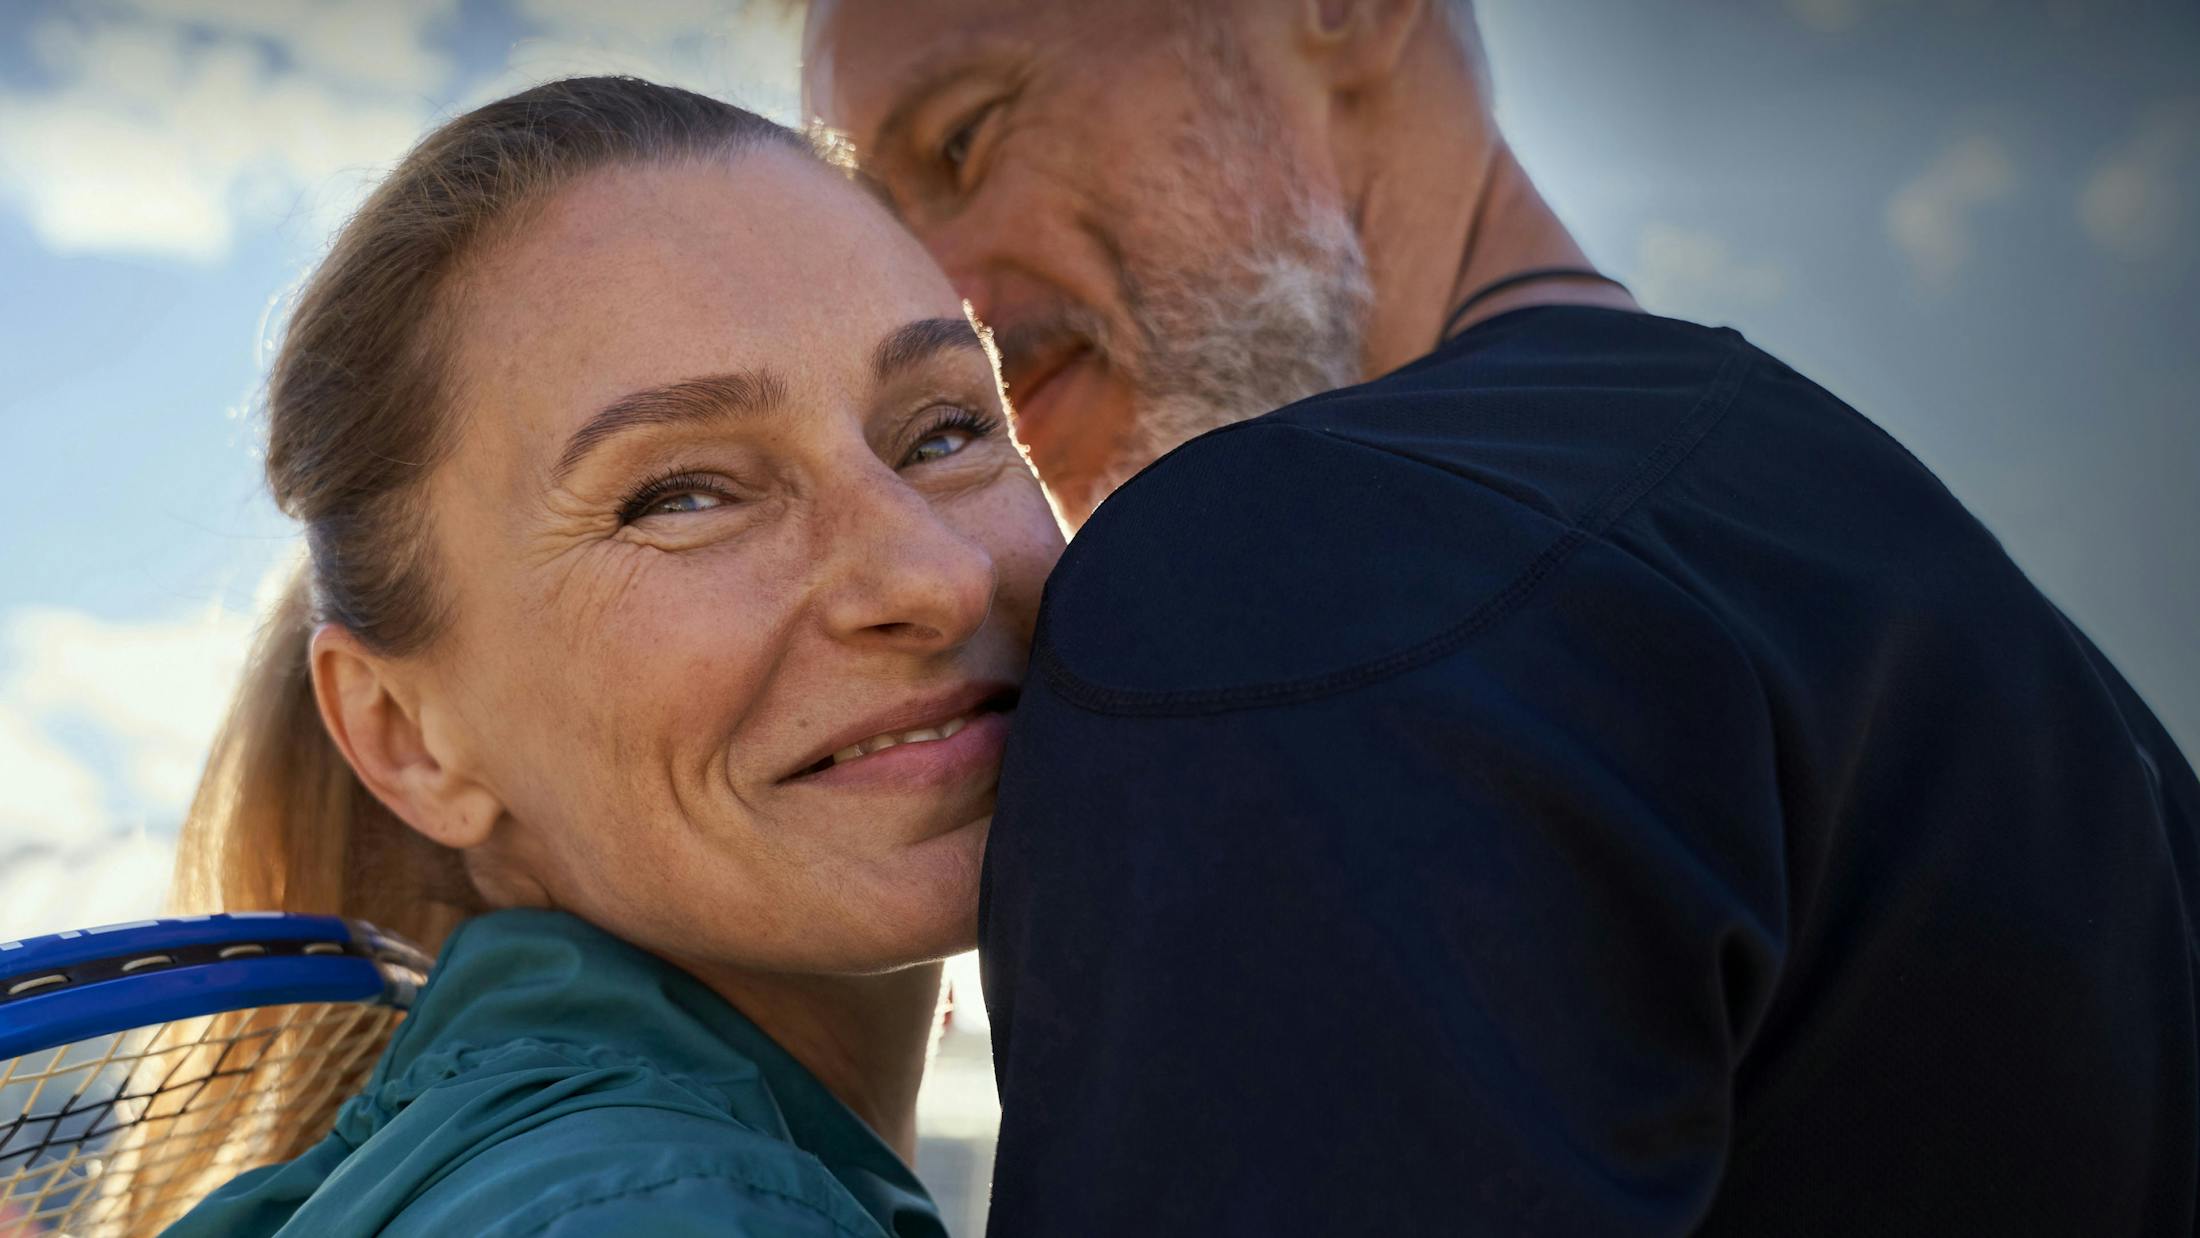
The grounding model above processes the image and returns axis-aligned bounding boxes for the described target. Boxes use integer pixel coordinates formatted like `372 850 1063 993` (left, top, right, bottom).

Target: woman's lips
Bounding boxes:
789 707 1013 793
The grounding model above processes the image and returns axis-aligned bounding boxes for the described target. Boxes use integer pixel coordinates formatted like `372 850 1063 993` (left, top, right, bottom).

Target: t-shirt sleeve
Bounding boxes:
979 426 1790 1236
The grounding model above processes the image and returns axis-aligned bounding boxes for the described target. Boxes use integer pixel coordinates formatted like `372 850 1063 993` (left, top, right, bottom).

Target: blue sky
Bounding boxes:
0 0 2195 937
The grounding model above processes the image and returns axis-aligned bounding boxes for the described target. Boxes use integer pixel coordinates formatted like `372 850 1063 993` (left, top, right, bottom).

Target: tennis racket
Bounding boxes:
0 913 430 1237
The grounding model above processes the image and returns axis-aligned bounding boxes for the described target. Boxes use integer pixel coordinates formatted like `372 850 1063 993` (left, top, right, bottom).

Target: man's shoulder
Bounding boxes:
1038 308 1760 708
1265 304 1756 459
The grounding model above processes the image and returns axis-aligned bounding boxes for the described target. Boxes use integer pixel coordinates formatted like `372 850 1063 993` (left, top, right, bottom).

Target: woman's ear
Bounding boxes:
309 623 504 853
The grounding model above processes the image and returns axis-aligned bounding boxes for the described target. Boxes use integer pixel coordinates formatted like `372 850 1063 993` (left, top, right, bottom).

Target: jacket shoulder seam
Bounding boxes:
1036 341 1756 716
494 1166 875 1238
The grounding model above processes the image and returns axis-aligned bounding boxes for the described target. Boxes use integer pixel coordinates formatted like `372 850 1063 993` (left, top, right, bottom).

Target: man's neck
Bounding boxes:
1348 58 1637 378
689 959 943 1163
1437 144 1640 344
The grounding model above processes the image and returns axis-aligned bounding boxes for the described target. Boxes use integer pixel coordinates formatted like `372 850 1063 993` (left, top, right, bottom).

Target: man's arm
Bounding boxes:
980 435 1788 1236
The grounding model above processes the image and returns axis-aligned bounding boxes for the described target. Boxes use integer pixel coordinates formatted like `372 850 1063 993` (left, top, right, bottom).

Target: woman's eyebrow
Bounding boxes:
872 316 987 385
552 369 789 484
548 320 979 485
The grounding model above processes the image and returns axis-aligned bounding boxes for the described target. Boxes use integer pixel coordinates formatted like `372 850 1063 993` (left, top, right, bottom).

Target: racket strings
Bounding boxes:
101 1006 392 1228
0 1001 398 1237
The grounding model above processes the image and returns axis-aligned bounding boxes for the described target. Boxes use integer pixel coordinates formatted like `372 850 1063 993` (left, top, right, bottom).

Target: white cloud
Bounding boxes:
519 0 748 50
2080 98 2200 264
0 1 452 260
1887 133 2016 290
6 603 260 816
0 596 264 848
0 831 177 944
0 558 294 936
0 699 109 851
0 0 809 261
484 0 804 123
0 589 273 939
117 0 457 95
1628 223 1789 323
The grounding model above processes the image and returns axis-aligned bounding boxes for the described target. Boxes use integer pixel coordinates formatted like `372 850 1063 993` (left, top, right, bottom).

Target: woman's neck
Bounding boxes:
689 960 944 1163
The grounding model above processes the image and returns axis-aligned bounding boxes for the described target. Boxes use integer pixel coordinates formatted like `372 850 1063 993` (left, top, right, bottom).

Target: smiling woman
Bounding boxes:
158 75 1062 1237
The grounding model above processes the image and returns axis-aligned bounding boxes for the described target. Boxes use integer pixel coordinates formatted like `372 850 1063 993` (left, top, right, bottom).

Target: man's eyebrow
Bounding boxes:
551 370 789 484
871 39 1028 160
871 58 983 158
873 316 987 385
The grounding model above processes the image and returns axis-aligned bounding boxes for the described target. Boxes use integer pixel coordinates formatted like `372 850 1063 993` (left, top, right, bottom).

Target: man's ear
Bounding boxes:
310 623 503 853
1299 0 1427 93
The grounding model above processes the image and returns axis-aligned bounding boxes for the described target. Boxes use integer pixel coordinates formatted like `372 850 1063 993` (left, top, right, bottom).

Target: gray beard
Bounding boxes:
1074 15 1377 514
1091 197 1374 506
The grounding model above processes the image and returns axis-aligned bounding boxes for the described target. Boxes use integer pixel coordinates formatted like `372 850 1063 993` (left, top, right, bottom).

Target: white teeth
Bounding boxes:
826 713 977 767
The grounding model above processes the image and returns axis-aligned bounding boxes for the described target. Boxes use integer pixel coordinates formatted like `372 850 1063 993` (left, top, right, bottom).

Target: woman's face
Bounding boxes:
413 148 1063 973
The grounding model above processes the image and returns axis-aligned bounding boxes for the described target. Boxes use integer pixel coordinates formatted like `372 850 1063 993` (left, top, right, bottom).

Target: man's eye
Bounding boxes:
939 103 996 175
942 127 974 171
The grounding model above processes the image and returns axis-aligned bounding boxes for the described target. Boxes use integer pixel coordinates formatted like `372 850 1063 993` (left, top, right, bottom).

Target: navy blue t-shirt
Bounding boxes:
979 306 2198 1236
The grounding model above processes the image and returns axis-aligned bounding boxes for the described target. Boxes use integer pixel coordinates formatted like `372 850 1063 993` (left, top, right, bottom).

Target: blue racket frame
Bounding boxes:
0 914 432 1061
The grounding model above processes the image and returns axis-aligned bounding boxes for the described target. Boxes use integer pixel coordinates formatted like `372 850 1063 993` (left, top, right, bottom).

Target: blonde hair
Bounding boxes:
148 77 808 1223
172 568 477 944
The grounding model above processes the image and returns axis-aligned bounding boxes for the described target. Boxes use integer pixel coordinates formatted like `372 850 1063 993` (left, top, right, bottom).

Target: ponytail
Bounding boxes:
171 564 478 944
113 566 478 1234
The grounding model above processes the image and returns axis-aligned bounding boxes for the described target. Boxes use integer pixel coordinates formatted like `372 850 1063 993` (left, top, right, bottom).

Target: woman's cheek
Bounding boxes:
982 485 1067 634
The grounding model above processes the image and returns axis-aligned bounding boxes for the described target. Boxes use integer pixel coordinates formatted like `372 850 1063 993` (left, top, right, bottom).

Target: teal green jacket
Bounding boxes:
166 909 945 1237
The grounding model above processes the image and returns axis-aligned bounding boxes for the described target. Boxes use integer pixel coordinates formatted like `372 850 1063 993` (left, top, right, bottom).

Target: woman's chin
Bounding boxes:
863 814 988 966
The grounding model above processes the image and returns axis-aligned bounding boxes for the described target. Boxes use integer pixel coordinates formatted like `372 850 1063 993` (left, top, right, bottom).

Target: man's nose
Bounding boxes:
918 218 1001 326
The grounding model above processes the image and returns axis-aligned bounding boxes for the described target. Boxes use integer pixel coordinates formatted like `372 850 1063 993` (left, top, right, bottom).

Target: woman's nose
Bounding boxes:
817 470 998 653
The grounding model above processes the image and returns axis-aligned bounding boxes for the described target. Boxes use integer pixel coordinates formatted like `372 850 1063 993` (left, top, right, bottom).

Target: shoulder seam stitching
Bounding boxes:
1034 341 1757 716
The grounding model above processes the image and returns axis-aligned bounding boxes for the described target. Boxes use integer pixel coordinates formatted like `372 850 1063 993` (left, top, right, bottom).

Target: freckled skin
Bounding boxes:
413 150 1063 974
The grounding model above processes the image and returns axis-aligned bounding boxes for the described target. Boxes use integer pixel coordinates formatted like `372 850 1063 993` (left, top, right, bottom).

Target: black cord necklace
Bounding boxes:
1438 266 1630 344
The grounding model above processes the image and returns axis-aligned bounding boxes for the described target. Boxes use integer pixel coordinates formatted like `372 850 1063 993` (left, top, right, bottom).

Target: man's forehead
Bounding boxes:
803 0 1177 141
804 0 1025 128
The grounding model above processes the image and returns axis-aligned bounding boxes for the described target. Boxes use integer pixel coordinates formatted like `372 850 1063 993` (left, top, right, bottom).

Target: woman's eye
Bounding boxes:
908 428 976 465
646 490 726 517
621 477 733 524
